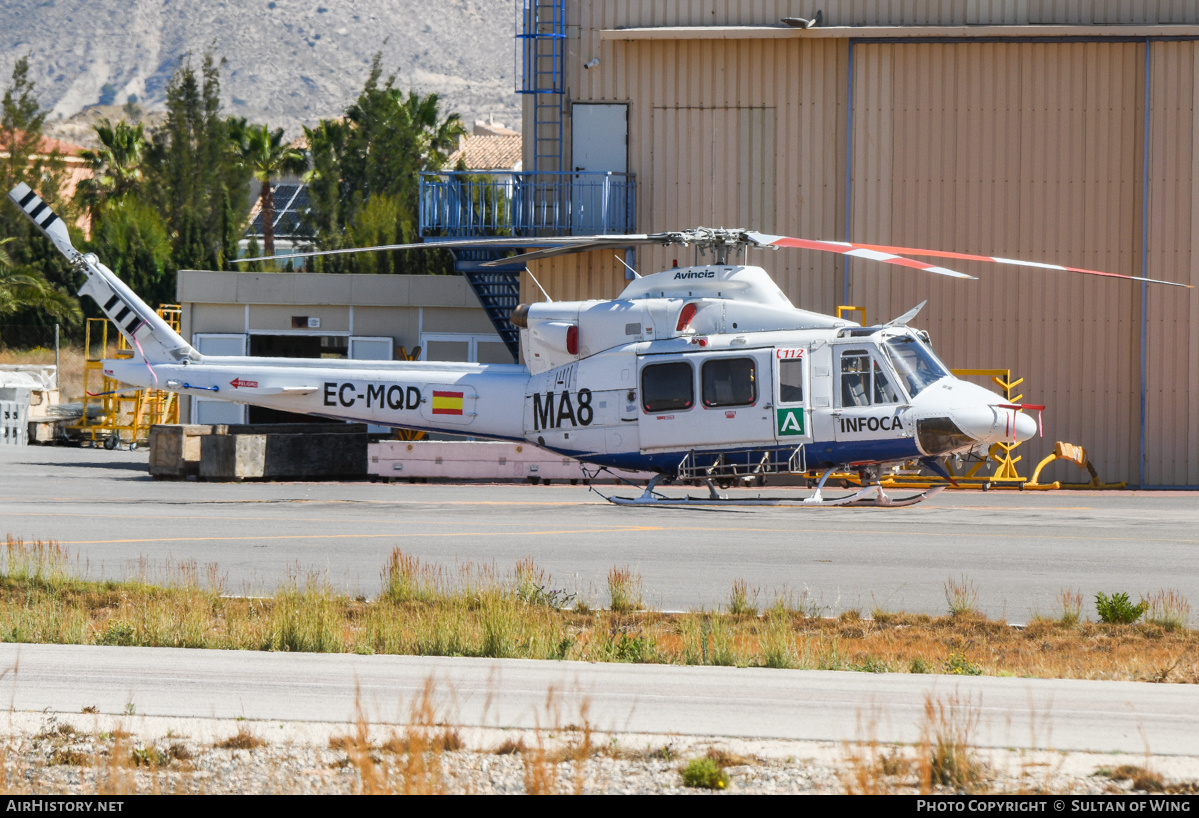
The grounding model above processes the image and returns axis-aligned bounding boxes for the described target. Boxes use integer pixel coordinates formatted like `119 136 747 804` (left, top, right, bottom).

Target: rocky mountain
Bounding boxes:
1 0 520 148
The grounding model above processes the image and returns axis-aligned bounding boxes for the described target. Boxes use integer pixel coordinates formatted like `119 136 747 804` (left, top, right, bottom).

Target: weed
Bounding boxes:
515 558 575 609
943 652 983 676
609 627 659 663
705 616 739 666
919 693 985 792
680 756 730 790
494 738 526 755
648 743 676 761
1107 764 1165 792
96 621 138 647
607 566 643 613
217 726 266 751
1144 589 1190 632
841 708 910 794
382 549 444 605
728 578 757 616
909 657 932 674
1095 592 1146 625
758 615 797 669
130 745 166 767
1057 588 1083 626
871 608 896 624
48 748 91 766
706 747 751 767
944 574 979 617
852 656 892 673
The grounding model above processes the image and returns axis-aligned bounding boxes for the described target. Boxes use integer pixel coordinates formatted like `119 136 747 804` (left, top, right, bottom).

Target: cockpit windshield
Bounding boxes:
882 335 950 397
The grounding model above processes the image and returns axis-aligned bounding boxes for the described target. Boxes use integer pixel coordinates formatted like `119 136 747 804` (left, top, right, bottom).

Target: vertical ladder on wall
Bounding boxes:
517 0 566 176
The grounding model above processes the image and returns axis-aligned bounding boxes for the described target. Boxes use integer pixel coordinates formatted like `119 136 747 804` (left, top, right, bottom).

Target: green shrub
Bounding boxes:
943 652 982 676
680 757 730 790
1094 592 1146 625
96 621 137 647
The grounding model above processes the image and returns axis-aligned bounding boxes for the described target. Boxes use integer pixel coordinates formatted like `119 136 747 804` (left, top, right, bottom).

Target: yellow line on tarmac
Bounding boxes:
2 511 605 527
56 526 666 545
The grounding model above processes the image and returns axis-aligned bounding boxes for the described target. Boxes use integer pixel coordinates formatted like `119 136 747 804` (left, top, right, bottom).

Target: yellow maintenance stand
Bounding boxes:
72 306 181 449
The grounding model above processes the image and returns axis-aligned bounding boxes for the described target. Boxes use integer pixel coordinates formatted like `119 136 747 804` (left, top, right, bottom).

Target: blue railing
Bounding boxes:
419 171 636 238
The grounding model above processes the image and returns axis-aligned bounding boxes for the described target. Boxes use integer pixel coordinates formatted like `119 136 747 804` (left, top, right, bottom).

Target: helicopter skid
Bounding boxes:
608 484 944 508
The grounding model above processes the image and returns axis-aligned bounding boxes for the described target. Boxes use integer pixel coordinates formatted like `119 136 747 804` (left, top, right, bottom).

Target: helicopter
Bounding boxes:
8 182 1186 506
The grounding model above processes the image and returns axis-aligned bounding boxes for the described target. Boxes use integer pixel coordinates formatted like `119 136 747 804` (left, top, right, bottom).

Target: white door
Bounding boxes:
638 350 774 453
350 336 394 432
191 333 247 424
571 104 627 232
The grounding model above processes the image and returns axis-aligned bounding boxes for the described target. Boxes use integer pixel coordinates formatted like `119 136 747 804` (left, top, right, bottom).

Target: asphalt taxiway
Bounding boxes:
1 445 1196 619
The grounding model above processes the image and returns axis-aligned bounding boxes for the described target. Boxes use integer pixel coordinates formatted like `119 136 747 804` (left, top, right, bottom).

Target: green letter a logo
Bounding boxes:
777 408 804 436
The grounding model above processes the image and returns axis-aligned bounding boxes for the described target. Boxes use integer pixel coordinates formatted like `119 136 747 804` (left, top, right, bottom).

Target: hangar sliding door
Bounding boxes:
850 41 1143 484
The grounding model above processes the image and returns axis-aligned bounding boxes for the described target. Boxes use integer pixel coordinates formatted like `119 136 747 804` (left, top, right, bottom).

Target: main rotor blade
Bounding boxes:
235 236 595 264
850 242 1192 289
746 232 977 279
480 236 660 267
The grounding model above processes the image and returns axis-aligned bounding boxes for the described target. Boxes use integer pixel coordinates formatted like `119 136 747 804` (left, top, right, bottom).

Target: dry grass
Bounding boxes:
607 566 643 613
216 725 267 751
2 535 1199 683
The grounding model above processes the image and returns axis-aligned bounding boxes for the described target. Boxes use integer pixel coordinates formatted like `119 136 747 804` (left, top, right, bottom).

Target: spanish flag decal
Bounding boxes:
431 390 465 415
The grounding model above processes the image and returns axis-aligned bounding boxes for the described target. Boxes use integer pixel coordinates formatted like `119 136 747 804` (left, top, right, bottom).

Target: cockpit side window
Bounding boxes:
873 360 899 404
840 351 871 407
840 349 900 407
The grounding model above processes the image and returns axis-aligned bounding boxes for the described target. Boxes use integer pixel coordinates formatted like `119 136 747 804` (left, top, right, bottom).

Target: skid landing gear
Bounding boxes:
607 466 945 507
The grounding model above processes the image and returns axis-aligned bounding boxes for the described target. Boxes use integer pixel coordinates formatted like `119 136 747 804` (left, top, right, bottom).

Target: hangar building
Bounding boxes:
419 1 1199 487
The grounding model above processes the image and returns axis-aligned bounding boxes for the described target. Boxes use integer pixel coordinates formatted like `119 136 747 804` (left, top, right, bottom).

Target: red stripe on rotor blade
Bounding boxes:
852 243 1187 287
763 235 972 278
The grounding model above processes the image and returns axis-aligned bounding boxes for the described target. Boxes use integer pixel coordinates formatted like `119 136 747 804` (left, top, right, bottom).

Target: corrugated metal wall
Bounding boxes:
850 41 1144 484
519 2 1199 485
569 0 1199 31
528 37 847 311
1145 41 1199 486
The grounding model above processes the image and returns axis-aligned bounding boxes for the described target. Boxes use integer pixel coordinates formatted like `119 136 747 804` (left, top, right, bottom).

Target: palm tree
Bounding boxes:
0 237 80 322
77 119 147 216
237 125 307 259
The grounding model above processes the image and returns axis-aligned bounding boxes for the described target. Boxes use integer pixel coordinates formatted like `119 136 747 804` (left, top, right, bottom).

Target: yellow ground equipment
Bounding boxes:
1025 441 1125 490
392 345 426 442
72 306 181 449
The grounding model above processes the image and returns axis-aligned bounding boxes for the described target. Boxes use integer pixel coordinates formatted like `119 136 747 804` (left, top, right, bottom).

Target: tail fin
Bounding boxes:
7 183 197 363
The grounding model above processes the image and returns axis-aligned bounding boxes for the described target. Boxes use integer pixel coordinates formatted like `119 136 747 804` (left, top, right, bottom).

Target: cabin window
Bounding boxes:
778 359 804 404
642 362 694 412
702 358 757 407
840 350 899 407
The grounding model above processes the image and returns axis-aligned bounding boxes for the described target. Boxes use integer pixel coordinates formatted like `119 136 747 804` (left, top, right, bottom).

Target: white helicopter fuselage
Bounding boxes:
101 263 1036 477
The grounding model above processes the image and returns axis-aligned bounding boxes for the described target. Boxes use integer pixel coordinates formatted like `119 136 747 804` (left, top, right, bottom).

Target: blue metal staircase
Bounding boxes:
451 249 524 361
